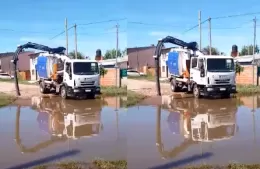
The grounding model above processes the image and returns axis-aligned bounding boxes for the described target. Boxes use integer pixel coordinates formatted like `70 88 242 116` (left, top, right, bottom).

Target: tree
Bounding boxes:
202 46 220 55
68 50 85 59
103 49 123 60
239 45 259 56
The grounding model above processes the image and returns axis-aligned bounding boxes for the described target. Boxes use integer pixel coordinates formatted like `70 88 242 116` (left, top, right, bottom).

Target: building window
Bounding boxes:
162 66 165 72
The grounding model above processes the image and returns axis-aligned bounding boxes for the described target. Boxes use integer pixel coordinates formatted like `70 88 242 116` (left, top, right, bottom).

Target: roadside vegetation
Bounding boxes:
236 84 260 95
100 86 146 107
177 163 260 169
0 92 15 107
33 159 127 169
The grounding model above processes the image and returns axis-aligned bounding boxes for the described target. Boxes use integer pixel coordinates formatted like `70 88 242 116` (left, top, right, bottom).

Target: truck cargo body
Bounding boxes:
36 55 63 80
167 51 190 78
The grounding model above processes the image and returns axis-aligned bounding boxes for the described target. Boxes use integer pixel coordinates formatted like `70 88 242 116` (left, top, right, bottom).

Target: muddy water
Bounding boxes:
2 95 260 169
127 95 260 169
0 97 126 169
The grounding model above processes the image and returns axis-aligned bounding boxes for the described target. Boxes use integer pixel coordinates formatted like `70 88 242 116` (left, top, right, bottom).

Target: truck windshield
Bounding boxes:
207 58 234 72
73 62 99 75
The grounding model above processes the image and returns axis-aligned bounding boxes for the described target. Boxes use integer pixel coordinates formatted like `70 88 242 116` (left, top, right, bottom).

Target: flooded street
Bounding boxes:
1 95 260 168
127 96 260 169
0 97 126 169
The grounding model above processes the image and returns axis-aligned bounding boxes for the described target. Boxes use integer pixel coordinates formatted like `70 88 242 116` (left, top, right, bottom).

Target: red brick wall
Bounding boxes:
236 65 258 85
100 68 120 86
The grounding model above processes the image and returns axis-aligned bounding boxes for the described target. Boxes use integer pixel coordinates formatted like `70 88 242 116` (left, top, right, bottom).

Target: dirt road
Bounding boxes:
0 82 43 99
124 79 172 96
0 79 178 98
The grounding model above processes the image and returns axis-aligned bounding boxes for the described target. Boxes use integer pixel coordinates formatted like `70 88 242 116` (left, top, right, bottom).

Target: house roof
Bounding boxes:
0 52 15 58
234 54 260 63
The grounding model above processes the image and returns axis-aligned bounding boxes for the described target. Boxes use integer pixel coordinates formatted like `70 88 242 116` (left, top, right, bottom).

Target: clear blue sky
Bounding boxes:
0 0 260 57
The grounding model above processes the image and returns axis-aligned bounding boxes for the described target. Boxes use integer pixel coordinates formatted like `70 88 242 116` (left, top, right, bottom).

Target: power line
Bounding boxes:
78 18 126 26
128 21 184 28
212 12 260 20
50 25 74 40
50 18 126 40
182 18 209 34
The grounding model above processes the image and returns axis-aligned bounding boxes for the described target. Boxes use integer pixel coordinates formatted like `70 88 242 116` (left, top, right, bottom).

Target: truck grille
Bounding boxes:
215 79 230 84
80 81 95 86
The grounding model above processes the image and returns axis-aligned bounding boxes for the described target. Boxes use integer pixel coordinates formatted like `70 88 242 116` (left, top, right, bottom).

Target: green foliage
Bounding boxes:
100 67 108 77
240 45 260 56
202 46 220 55
103 49 124 60
68 50 85 59
235 62 244 74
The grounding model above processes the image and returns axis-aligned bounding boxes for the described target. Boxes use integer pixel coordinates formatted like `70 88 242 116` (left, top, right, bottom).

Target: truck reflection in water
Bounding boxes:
157 98 238 159
15 97 104 153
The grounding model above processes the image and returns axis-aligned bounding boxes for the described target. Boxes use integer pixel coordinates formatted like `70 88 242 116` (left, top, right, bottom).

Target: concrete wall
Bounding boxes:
236 65 258 85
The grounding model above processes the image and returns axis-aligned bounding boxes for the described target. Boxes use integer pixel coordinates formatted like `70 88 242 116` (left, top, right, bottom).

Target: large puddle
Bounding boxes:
127 95 260 169
1 95 260 169
0 96 127 169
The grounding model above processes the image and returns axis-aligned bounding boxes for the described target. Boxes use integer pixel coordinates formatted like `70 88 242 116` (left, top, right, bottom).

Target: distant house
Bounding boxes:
0 51 34 80
127 45 156 70
99 56 128 69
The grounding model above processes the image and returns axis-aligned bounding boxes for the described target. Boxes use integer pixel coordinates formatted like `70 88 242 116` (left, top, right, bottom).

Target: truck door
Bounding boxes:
64 62 74 87
190 57 198 81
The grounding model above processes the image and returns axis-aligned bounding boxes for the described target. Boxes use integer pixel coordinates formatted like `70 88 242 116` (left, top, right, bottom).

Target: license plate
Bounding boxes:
220 88 226 91
85 89 91 92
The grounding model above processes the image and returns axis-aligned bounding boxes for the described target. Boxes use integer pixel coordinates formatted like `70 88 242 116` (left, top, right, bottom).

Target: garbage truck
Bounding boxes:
154 36 237 98
35 52 101 99
12 42 101 99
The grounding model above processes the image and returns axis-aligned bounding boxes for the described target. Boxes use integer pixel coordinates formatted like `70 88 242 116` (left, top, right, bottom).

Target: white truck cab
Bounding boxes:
61 59 100 99
190 55 236 98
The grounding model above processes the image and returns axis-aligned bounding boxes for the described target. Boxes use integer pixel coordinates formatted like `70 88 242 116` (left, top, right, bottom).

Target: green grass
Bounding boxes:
101 86 146 107
101 86 127 96
236 84 260 95
0 92 15 107
177 163 260 169
126 90 147 107
0 78 36 85
33 160 127 169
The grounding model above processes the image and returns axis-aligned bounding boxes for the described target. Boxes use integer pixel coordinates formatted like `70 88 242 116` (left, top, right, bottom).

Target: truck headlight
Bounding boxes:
207 88 213 91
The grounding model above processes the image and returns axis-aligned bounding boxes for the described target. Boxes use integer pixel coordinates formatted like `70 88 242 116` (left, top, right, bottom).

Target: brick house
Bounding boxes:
235 54 260 85
0 51 34 80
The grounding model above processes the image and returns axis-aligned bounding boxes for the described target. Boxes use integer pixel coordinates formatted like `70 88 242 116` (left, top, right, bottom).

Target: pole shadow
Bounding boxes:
148 152 213 169
5 149 80 169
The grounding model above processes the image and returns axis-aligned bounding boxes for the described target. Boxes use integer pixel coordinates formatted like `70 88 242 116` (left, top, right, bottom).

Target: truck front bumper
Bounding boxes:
204 85 236 96
68 86 101 96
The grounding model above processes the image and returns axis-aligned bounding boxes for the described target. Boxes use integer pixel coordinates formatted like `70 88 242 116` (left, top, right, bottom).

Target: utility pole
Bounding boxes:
253 17 257 85
208 17 212 55
65 18 68 55
74 24 78 59
115 24 119 87
199 10 202 50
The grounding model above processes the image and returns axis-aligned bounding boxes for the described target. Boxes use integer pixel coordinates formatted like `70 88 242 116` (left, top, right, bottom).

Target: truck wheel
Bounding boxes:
193 84 201 99
171 79 179 92
87 93 95 99
222 93 230 99
60 86 68 99
40 82 49 94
